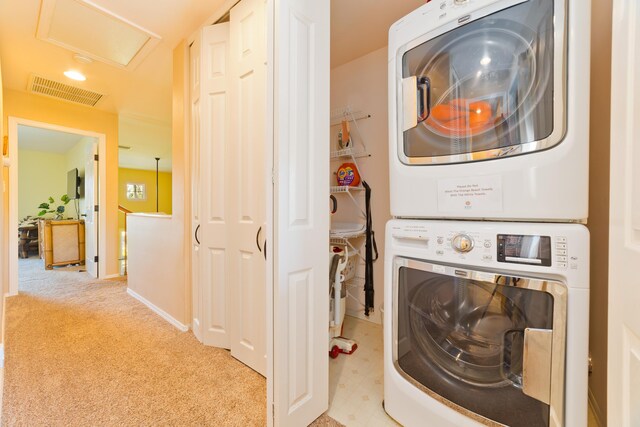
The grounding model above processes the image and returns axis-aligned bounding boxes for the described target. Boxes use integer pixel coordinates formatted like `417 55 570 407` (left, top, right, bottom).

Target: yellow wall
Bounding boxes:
3 89 119 277
1 51 6 346
118 167 172 230
17 149 67 220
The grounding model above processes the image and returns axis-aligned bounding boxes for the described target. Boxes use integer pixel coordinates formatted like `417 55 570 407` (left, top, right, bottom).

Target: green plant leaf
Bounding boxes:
56 206 65 214
48 196 54 203
38 210 47 216
61 194 70 204
38 203 50 209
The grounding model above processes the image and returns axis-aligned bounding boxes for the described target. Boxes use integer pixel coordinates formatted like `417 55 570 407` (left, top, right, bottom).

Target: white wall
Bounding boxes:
126 214 187 329
330 47 390 324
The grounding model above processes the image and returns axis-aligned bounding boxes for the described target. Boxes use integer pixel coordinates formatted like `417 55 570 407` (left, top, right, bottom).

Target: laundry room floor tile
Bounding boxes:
329 316 400 427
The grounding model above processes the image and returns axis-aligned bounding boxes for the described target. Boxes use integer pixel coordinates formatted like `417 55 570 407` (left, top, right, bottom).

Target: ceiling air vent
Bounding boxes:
28 75 104 107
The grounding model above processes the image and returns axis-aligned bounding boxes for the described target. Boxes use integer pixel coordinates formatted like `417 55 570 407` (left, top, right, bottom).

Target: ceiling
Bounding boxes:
18 125 90 153
330 0 425 68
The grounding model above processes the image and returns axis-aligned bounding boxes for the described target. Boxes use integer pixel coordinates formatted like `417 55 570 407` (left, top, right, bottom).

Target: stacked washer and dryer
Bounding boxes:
383 1 590 426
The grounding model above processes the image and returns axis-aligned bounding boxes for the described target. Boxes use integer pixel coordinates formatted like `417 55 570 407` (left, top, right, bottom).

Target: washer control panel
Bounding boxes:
389 220 588 273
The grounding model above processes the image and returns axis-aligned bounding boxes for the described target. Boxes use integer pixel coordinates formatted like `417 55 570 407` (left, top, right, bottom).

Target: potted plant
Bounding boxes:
37 195 71 220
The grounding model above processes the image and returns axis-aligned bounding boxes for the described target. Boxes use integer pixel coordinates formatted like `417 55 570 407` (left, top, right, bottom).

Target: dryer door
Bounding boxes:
393 257 568 427
398 0 565 165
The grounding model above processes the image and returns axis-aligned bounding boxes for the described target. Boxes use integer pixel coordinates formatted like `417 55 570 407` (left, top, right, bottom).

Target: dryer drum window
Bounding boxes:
400 0 562 163
395 264 565 427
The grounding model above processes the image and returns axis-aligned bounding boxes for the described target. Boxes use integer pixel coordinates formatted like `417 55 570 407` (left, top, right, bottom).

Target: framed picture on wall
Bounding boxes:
126 183 146 201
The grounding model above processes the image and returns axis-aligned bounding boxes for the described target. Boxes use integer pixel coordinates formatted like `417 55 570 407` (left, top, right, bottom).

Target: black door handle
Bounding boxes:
256 226 262 252
195 224 201 245
417 76 431 123
264 239 267 260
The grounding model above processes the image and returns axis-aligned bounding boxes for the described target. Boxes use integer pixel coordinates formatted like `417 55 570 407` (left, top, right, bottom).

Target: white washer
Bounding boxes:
384 219 589 427
388 0 590 222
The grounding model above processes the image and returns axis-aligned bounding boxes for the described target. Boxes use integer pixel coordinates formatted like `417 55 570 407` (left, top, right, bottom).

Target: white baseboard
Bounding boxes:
126 288 189 332
0 344 4 368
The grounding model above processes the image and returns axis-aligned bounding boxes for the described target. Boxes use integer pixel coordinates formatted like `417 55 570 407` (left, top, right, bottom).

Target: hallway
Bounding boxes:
2 259 266 426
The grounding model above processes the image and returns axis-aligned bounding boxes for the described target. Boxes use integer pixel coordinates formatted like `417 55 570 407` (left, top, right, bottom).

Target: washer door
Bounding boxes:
393 258 567 427
398 0 565 164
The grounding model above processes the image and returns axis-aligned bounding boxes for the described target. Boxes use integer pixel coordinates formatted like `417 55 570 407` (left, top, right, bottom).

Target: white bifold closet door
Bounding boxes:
228 0 267 376
190 0 266 376
190 22 233 349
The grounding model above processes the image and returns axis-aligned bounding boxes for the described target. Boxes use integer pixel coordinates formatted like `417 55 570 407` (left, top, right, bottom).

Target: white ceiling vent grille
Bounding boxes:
28 75 104 107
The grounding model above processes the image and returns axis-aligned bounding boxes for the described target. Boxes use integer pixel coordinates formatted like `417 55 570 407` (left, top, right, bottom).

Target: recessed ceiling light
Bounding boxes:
64 70 86 81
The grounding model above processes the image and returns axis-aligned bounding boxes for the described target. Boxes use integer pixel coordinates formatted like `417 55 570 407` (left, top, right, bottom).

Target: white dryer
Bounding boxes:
384 219 589 427
388 0 590 222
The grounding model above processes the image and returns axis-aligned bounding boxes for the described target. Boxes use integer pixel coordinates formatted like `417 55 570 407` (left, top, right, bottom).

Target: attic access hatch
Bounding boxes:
37 0 162 70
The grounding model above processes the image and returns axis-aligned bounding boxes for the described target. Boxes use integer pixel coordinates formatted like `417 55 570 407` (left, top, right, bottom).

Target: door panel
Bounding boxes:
609 1 640 425
394 260 559 426
190 35 203 341
84 142 98 278
398 0 565 164
191 23 232 348
200 23 232 348
271 0 330 424
229 0 267 376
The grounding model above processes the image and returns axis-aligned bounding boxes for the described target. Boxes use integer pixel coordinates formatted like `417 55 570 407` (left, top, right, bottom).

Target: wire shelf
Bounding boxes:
330 185 365 194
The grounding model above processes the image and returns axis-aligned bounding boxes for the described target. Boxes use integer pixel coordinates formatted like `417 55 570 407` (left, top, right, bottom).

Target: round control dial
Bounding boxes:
452 234 474 253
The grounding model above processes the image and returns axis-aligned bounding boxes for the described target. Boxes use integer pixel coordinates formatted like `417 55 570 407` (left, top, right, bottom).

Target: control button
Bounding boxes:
556 249 567 256
437 237 444 245
556 256 567 262
557 262 567 268
454 0 468 4
452 234 474 253
440 2 447 10
556 243 567 250
484 240 492 248
556 237 567 243
436 250 444 256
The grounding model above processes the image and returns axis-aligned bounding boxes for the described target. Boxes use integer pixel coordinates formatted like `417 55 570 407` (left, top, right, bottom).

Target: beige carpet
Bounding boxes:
3 259 343 427
3 258 266 426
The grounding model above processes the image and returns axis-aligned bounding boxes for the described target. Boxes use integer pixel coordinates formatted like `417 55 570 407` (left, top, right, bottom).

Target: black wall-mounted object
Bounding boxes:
67 168 81 199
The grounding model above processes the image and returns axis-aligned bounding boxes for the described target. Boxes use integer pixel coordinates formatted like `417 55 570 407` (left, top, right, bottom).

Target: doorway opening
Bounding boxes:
7 117 107 296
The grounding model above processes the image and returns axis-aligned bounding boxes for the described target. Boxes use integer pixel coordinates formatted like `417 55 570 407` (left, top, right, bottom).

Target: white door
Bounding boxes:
608 1 640 426
228 0 267 376
269 0 330 424
84 142 98 278
190 23 233 348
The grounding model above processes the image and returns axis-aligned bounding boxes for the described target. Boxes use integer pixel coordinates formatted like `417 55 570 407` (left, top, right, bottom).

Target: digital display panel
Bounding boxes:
497 234 552 266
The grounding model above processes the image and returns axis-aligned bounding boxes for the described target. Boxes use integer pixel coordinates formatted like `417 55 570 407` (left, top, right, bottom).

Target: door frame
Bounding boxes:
7 117 107 295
